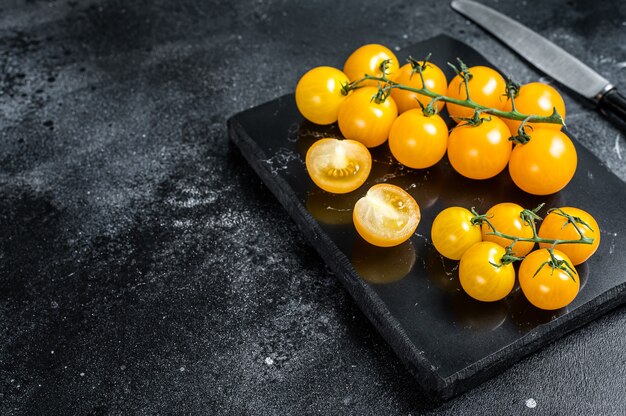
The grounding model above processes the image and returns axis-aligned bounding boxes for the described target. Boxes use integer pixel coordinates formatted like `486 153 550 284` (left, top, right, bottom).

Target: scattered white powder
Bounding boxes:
525 398 537 409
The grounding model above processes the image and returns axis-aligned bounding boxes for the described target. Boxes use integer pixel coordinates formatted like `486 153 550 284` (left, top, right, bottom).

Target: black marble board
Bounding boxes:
227 34 626 400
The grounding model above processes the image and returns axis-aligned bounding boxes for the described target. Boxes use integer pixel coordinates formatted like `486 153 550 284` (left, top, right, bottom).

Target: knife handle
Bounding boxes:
598 88 626 122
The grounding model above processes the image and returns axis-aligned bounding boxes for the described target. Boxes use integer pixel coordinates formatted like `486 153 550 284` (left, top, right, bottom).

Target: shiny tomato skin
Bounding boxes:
502 82 566 136
388 110 448 169
538 207 600 265
295 66 350 125
305 138 372 194
353 184 420 247
338 87 398 148
431 206 482 260
390 62 448 113
508 129 577 195
447 116 512 180
446 66 507 121
519 249 579 310
481 202 535 257
343 44 399 86
459 241 515 302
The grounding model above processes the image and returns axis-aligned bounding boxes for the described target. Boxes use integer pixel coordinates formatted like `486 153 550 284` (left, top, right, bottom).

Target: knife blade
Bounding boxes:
450 0 626 122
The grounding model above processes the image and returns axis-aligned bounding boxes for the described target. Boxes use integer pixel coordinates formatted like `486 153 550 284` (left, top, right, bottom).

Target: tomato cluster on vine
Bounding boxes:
431 203 600 310
295 43 575 196
294 43 600 311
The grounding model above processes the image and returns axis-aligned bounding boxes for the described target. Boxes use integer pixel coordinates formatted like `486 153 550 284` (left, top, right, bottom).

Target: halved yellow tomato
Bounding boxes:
353 184 420 247
305 138 372 194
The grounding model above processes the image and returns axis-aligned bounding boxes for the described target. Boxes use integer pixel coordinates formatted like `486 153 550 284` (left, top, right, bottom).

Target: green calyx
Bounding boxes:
345 55 565 129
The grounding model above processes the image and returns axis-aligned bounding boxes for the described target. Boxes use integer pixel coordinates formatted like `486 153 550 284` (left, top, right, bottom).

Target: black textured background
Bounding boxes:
1 1 625 415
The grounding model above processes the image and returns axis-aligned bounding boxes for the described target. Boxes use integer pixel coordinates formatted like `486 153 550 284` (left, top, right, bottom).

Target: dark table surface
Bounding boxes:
1 0 625 415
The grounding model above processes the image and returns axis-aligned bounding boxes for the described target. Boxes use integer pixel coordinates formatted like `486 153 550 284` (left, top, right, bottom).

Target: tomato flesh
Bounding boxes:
353 184 420 247
305 138 372 194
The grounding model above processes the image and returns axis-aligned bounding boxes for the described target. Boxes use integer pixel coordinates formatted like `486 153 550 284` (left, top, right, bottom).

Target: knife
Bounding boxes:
450 0 626 123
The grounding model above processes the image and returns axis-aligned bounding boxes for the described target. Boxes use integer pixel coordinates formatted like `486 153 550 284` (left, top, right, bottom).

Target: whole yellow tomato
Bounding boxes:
390 62 448 113
519 249 579 310
446 66 507 121
502 82 566 136
538 207 600 265
508 129 577 195
447 116 512 180
338 87 398 148
343 44 399 86
388 109 448 169
459 241 515 302
481 202 535 257
295 66 350 125
431 206 482 260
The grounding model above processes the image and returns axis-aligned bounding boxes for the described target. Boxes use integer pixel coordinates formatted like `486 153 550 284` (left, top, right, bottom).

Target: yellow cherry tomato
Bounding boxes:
447 116 512 180
305 138 372 194
502 82 566 136
446 66 507 121
390 62 448 113
508 129 577 195
353 184 420 247
519 249 579 310
388 109 448 169
481 202 535 257
343 44 399 86
431 206 482 260
459 241 515 302
338 87 398 148
538 207 600 265
295 66 350 125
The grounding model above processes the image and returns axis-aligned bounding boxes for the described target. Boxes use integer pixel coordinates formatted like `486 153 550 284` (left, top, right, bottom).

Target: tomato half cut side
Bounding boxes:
353 184 420 247
305 138 372 194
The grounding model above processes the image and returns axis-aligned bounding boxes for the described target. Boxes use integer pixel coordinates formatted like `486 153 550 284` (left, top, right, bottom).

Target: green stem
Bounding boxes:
484 227 594 246
472 206 594 279
348 74 564 125
476 213 593 247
